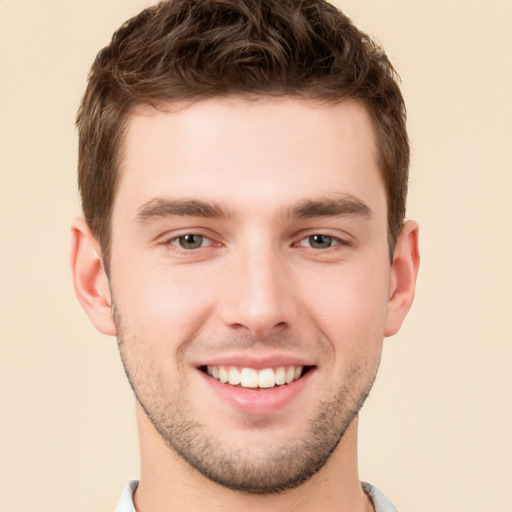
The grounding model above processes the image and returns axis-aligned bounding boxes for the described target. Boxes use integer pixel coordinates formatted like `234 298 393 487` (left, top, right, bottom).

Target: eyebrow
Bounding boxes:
286 195 373 220
135 197 230 224
135 194 372 225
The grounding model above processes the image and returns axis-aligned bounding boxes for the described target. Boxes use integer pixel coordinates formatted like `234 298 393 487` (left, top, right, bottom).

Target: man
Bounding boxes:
70 0 419 510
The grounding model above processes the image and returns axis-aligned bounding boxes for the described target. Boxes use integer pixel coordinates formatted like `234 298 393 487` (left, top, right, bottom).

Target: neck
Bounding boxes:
133 402 373 512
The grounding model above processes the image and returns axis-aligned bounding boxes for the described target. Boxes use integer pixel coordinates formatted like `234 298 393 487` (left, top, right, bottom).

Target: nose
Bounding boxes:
218 242 299 338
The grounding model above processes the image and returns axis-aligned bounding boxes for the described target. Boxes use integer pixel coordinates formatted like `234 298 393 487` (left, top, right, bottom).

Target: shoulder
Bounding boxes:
361 481 400 512
113 480 139 512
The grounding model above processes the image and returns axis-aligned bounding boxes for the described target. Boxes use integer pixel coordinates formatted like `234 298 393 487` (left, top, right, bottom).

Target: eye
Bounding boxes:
171 234 211 250
299 234 341 249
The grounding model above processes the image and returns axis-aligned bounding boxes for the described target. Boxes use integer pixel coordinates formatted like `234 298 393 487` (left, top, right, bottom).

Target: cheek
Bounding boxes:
300 261 390 350
111 263 216 350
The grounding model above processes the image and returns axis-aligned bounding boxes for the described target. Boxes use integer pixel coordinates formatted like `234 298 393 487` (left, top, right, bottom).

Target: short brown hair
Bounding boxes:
77 0 409 262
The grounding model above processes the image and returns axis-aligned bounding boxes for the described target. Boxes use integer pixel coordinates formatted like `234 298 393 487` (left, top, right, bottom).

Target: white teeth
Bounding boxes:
218 366 229 383
258 368 275 388
228 366 241 385
275 366 286 385
206 365 306 388
240 368 258 388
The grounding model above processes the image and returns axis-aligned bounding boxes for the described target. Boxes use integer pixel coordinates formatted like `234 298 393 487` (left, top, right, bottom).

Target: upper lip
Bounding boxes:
194 353 316 370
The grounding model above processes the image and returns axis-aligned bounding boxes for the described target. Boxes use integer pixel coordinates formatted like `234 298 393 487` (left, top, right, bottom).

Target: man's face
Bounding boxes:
109 98 392 492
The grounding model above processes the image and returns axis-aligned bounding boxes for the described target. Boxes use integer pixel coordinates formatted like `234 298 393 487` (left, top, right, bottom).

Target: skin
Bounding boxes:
71 97 419 512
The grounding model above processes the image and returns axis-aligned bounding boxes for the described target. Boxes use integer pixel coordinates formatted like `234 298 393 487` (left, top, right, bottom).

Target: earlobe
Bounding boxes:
385 220 420 337
69 217 116 336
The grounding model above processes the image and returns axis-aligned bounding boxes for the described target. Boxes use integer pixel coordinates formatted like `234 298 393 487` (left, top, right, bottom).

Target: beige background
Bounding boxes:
1 0 511 510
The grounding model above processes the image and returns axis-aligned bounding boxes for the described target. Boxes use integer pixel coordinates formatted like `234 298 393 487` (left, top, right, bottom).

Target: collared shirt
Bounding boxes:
115 479 399 512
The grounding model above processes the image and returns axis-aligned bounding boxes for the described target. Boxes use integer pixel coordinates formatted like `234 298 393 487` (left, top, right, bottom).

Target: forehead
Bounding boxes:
115 97 385 220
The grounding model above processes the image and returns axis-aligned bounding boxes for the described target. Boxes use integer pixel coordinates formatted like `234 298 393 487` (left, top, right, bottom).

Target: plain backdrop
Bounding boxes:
0 1 511 511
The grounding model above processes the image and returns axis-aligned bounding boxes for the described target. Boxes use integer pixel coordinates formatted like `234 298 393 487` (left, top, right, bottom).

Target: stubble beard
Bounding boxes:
114 312 380 494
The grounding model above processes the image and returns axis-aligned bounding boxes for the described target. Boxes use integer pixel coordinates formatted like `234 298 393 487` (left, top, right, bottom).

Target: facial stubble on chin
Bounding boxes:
113 307 381 495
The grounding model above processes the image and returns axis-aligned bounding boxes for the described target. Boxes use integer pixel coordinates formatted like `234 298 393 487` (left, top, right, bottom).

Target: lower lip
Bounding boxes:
198 369 314 415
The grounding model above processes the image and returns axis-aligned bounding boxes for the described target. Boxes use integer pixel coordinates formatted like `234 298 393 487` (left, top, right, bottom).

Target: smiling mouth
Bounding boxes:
199 365 314 389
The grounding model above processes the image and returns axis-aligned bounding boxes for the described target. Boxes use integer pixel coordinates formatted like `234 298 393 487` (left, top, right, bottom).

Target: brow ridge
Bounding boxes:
135 197 229 223
287 195 372 219
135 194 372 224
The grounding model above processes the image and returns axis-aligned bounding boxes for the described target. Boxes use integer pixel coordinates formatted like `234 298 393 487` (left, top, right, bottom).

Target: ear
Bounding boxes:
385 220 420 337
69 217 116 336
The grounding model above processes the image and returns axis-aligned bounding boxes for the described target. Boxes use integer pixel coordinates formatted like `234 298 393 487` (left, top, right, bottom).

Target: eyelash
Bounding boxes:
163 232 348 252
167 233 214 251
296 234 346 250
